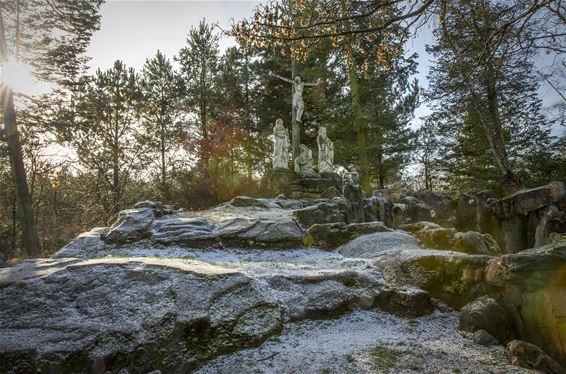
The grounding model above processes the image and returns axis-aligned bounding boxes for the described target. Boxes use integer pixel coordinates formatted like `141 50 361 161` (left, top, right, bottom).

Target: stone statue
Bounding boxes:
294 144 315 174
273 73 321 122
272 118 290 169
317 126 334 173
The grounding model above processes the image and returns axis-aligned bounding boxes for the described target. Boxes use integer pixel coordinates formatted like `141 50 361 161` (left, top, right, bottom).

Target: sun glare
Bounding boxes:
0 61 36 95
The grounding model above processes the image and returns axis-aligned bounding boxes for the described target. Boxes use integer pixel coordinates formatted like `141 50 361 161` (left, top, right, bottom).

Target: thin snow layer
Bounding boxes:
197 309 534 374
103 246 377 279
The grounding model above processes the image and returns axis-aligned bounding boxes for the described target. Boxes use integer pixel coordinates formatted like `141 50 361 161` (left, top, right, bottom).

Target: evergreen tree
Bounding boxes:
72 61 143 221
139 51 184 200
177 20 220 165
426 0 561 194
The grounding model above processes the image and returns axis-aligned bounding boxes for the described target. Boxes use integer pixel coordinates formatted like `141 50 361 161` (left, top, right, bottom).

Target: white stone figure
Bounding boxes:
272 118 290 169
317 126 334 173
294 144 315 174
273 73 321 122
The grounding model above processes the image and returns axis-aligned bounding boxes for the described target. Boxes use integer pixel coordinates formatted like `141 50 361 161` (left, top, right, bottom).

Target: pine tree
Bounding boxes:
177 20 220 165
72 61 143 221
426 0 561 194
139 51 184 200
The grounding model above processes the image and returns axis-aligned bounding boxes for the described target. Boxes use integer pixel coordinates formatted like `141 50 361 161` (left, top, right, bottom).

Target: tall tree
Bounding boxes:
139 51 184 200
0 0 103 256
427 0 560 193
177 20 220 165
72 61 143 221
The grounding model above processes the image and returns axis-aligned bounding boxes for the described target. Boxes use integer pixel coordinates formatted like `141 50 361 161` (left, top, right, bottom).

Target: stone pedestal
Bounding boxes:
266 168 295 197
266 169 342 199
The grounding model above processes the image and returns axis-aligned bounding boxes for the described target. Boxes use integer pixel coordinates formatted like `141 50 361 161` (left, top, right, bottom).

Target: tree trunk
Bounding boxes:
160 113 167 199
0 9 40 257
346 58 371 193
467 58 521 192
1 86 41 257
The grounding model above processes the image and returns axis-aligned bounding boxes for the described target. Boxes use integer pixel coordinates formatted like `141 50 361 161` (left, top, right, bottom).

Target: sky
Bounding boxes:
2 0 562 132
85 0 439 125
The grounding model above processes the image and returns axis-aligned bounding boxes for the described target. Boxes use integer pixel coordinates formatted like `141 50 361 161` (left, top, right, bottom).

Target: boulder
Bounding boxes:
392 203 409 228
152 217 219 247
492 182 566 219
292 201 346 229
363 198 378 222
338 231 422 259
227 218 303 247
506 340 566 374
490 182 566 253
104 208 156 244
491 242 566 366
369 190 394 227
53 227 109 258
274 198 304 210
306 222 392 249
152 215 304 248
228 196 279 210
0 259 281 372
452 231 501 255
399 195 434 223
455 190 497 232
412 191 456 226
474 330 500 346
376 286 434 317
0 255 381 372
342 172 364 223
374 249 491 309
414 226 456 250
298 173 342 194
321 186 341 199
135 200 163 210
458 296 516 344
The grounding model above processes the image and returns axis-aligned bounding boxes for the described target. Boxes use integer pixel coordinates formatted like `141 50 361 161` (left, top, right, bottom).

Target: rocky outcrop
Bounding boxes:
342 172 365 223
413 223 456 250
376 286 434 317
458 296 516 344
228 196 281 209
338 231 422 258
490 182 566 253
0 252 5 268
306 222 392 249
487 242 566 366
292 200 346 228
452 231 501 255
506 340 566 374
53 227 109 258
101 198 307 249
412 190 456 226
374 247 491 309
456 190 497 233
389 191 457 228
364 190 393 226
0 254 381 372
474 330 500 346
104 207 157 244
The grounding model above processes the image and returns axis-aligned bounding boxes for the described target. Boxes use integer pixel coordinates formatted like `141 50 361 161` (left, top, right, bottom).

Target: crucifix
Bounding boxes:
273 65 321 159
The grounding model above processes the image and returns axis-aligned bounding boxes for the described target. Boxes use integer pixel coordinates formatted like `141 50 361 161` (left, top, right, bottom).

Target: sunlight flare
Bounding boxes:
0 60 36 95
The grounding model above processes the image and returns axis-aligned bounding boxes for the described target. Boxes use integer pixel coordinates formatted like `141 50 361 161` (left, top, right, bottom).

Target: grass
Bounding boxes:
369 345 399 371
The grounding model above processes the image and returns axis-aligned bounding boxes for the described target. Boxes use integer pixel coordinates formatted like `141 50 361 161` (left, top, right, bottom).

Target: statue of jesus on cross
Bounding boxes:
273 73 321 123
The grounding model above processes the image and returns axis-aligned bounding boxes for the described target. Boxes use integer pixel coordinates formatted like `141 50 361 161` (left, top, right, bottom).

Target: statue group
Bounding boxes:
271 70 334 175
272 118 334 174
